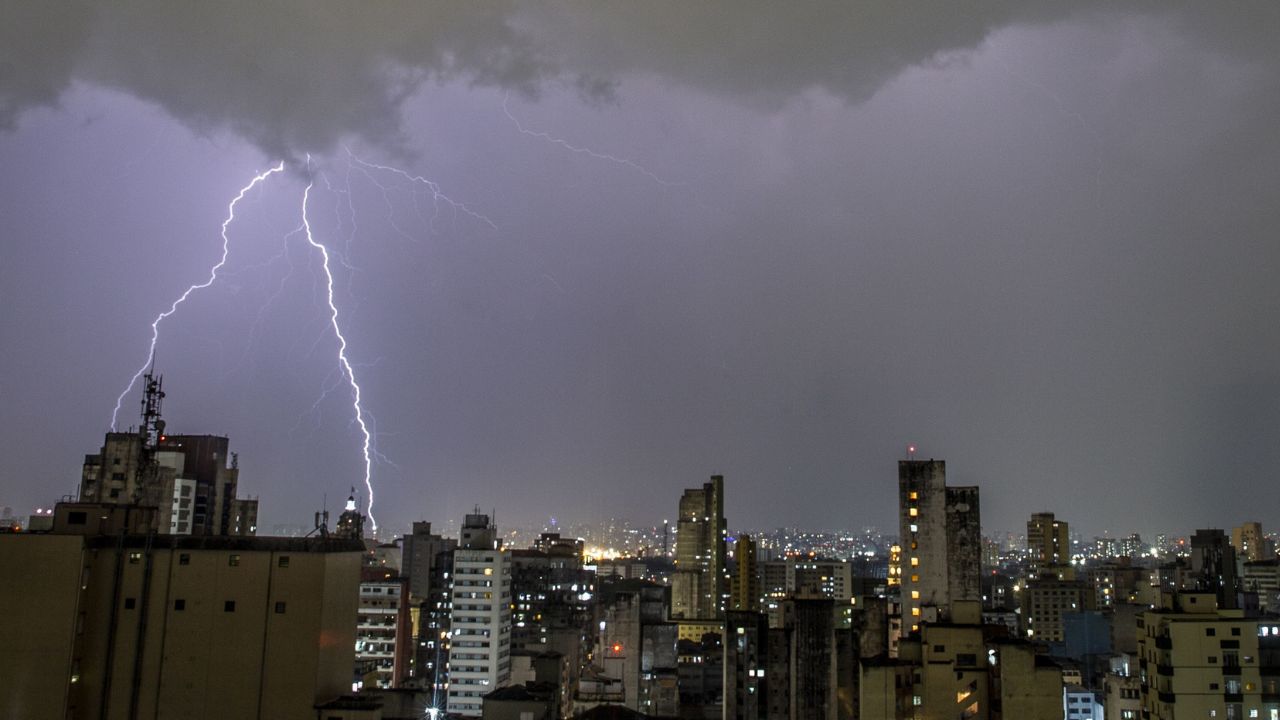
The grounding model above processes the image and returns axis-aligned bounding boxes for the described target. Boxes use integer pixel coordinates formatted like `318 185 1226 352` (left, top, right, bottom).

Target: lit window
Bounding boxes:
228 554 240 567
910 557 920 567
909 508 918 517
912 607 921 617
911 591 920 599
909 491 918 500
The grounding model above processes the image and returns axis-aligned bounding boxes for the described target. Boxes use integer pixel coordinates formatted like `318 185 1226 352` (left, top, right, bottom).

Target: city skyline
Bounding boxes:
4 4 1280 537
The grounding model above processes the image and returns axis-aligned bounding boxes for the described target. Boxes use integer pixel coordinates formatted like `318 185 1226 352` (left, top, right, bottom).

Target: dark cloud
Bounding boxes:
3 4 1280 536
8 2 1274 162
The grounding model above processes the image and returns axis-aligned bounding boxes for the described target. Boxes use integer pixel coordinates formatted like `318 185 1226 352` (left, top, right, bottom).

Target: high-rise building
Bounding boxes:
861 603 1063 720
1020 577 1092 643
445 512 512 717
400 521 457 699
724 610 770 720
672 474 727 620
0 506 363 720
79 374 257 537
1028 512 1073 580
1138 591 1280 719
355 571 412 689
731 533 760 612
510 532 594 701
1232 521 1273 563
898 460 981 635
1189 529 1240 610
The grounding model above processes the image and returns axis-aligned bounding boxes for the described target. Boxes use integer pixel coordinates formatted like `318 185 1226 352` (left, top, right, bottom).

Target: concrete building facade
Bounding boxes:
898 460 981 636
0 524 362 720
672 474 727 620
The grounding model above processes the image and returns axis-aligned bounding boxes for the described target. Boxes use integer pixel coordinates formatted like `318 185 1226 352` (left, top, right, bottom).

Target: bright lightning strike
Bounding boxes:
300 165 378 536
111 162 285 430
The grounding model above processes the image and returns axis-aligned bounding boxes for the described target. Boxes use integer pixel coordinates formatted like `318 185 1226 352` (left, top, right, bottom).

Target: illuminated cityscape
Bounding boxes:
4 4 1280 720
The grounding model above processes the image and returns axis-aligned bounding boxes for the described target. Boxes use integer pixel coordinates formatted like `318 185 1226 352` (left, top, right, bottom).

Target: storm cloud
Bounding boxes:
5 3 1275 161
2 3 1280 537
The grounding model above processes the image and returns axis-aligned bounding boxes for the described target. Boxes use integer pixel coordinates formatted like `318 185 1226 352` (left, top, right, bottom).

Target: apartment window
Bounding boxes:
228 554 240 567
278 556 290 568
275 602 287 614
1207 628 1217 636
67 511 87 525
124 597 136 610
1232 627 1241 636
174 599 185 611
128 551 142 564
179 553 190 565
224 600 236 612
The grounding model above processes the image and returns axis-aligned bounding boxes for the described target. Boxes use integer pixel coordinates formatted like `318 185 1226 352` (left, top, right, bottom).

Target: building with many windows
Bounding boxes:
445 512 513 717
1137 591 1280 719
672 474 727 620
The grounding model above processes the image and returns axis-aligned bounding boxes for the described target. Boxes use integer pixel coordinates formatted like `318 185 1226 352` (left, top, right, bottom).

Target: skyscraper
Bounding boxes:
445 512 512 717
79 374 257 537
1027 511 1073 580
898 459 980 636
672 474 727 619
731 533 760 612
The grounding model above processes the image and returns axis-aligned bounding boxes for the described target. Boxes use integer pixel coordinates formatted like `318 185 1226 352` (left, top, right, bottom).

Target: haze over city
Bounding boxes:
3 3 1280 538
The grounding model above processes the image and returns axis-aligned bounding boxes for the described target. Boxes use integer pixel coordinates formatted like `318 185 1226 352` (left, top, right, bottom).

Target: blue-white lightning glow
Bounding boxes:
502 92 683 188
300 170 378 535
111 162 285 430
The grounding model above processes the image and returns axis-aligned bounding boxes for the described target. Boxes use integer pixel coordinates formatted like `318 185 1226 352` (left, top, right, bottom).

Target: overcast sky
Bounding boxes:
2 3 1279 538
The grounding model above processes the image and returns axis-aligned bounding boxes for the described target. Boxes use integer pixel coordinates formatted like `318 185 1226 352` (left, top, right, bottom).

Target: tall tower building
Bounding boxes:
672 474 727 619
898 460 980 636
731 533 760 612
445 512 512 717
79 373 257 536
1027 512 1073 580
1232 521 1272 562
1190 528 1239 610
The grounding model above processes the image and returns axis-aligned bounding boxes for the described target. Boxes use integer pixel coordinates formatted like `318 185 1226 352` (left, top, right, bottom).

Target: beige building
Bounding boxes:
861 603 1063 719
1232 522 1271 563
1027 512 1074 580
1138 592 1280 720
0 508 363 720
1020 577 1092 643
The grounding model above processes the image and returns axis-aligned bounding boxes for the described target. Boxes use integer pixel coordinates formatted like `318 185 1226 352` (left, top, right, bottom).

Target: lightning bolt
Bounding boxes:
300 164 378 536
111 162 285 430
502 92 685 189
345 147 500 232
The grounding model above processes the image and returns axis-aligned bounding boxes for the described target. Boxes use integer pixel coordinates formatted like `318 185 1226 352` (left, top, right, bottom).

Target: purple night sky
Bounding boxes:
2 3 1279 537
